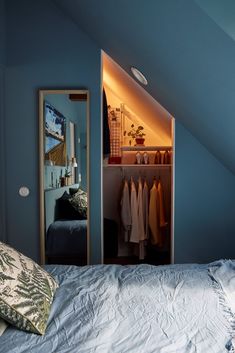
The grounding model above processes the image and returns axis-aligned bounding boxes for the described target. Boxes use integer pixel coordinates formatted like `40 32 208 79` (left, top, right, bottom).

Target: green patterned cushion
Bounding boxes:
0 241 58 335
0 318 8 336
69 188 87 218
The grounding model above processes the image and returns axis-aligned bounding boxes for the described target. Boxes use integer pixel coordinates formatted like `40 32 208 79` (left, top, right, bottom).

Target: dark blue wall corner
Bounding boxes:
0 0 6 66
174 121 235 263
4 0 102 263
0 0 6 242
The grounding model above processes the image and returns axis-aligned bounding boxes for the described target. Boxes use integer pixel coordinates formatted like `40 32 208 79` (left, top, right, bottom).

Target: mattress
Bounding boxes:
1 261 235 352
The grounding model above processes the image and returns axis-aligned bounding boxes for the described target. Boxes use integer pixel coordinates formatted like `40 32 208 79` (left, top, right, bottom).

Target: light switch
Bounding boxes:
19 186 30 197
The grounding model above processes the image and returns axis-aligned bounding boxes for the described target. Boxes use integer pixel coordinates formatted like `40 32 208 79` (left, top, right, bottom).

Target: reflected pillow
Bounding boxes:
0 318 8 336
57 191 84 220
69 189 87 219
0 241 58 335
69 187 79 196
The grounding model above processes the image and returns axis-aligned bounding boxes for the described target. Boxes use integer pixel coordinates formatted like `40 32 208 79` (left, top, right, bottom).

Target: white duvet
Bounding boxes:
1 261 235 352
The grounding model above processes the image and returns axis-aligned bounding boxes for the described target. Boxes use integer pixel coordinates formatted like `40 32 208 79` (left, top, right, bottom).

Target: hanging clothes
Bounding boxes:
137 178 146 260
137 178 145 241
120 179 132 242
143 180 149 239
148 180 161 245
130 179 139 243
158 180 168 228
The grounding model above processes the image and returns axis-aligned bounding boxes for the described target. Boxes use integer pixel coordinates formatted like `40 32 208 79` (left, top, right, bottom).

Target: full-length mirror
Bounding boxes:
39 90 89 265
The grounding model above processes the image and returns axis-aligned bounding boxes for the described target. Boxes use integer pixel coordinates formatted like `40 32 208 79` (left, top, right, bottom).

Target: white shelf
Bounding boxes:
45 183 78 192
121 145 172 151
103 164 172 168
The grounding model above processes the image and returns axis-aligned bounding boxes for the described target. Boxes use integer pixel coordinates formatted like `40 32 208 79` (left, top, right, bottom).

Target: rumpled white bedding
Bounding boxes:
1 261 235 353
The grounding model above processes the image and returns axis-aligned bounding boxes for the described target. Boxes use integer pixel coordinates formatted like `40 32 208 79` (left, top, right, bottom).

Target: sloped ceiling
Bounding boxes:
54 0 235 174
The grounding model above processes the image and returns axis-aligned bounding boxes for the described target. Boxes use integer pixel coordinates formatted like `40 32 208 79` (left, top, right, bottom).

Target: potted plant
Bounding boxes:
64 168 71 186
124 124 146 145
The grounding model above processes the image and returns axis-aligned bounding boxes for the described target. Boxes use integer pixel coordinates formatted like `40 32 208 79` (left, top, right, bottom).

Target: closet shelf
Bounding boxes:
103 164 172 168
121 145 172 151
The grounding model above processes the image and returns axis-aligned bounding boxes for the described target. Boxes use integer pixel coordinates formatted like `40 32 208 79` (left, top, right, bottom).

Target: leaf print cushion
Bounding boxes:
0 318 8 336
69 188 87 219
0 241 58 335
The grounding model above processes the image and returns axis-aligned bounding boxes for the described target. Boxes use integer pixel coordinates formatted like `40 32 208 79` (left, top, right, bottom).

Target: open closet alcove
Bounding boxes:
102 53 174 266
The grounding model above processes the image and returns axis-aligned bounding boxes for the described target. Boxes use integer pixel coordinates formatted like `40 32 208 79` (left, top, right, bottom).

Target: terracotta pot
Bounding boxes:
135 138 145 145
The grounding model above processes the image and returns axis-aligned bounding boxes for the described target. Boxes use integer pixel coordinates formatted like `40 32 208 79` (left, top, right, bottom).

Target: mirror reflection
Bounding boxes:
40 90 89 266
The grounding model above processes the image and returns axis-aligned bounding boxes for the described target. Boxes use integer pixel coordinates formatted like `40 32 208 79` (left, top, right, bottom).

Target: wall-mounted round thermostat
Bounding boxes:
19 186 30 197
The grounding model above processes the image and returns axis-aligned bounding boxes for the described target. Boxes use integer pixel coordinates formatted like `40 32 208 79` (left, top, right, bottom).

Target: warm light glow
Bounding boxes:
102 52 173 146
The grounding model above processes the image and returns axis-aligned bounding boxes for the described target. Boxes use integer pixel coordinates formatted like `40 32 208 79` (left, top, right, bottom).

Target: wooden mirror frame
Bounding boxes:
39 89 90 265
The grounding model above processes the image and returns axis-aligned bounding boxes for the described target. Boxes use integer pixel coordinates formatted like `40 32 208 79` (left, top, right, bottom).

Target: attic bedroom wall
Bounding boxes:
0 0 6 242
4 0 101 263
175 122 235 263
4 0 235 265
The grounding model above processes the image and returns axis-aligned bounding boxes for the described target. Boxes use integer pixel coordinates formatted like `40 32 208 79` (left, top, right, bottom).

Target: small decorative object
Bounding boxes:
64 168 71 186
154 150 161 164
60 176 66 187
143 152 149 164
135 152 143 164
164 150 171 164
124 124 146 146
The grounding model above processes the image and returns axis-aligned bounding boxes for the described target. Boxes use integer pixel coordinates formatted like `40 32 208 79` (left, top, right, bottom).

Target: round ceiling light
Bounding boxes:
131 66 148 85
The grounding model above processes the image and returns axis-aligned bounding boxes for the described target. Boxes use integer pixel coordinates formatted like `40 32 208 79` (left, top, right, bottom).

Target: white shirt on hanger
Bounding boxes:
143 180 149 239
137 178 145 242
137 178 146 260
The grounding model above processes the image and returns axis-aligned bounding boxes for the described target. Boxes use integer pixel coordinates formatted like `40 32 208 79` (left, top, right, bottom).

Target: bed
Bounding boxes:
46 219 87 265
45 187 88 265
1 260 235 352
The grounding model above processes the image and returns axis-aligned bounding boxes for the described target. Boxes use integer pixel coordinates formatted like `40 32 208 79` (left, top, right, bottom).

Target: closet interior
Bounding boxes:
102 53 174 265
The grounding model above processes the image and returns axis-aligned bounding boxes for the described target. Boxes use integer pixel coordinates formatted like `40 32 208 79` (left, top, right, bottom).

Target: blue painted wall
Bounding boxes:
0 0 6 242
56 0 235 176
4 0 101 263
4 0 235 265
175 121 235 263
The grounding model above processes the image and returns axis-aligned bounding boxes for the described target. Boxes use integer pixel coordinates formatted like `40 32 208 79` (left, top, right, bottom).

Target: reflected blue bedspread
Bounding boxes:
1 261 235 353
46 219 87 256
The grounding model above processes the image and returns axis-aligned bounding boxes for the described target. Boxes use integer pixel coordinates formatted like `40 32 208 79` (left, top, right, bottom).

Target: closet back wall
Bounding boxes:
4 0 101 263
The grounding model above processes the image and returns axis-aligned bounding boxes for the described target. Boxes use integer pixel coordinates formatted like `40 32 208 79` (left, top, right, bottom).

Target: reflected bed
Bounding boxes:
46 220 87 265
